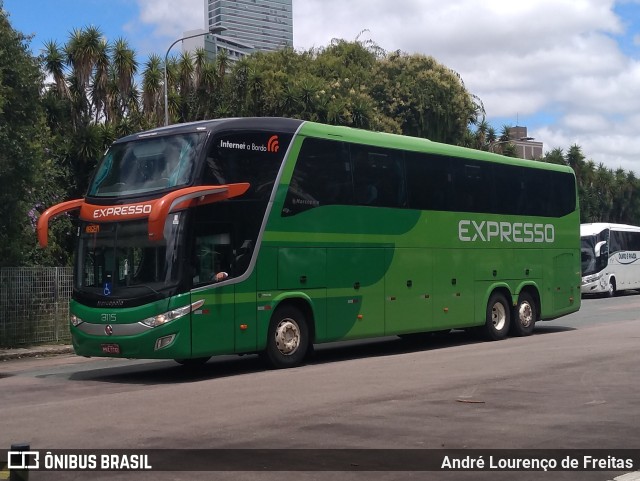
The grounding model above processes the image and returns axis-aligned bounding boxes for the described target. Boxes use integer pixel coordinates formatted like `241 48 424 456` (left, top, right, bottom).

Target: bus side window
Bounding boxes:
351 145 405 208
453 162 491 213
192 220 233 286
234 239 253 275
203 152 230 185
610 230 622 255
630 232 640 252
283 138 353 216
406 152 453 211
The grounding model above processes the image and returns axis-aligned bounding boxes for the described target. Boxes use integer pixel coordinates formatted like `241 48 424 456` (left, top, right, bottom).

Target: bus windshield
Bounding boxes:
75 213 188 302
581 235 598 276
87 133 207 197
581 230 608 276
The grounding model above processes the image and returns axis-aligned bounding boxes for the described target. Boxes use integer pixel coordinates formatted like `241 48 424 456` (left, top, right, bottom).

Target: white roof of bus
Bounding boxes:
581 223 640 236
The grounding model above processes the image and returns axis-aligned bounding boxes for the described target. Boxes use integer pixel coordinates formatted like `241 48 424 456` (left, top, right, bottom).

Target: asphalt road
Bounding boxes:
1 295 639 481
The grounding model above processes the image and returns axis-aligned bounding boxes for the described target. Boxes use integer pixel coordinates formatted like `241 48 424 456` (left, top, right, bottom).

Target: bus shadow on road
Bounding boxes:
67 354 265 385
533 325 576 334
309 330 476 366
68 325 576 385
64 329 526 385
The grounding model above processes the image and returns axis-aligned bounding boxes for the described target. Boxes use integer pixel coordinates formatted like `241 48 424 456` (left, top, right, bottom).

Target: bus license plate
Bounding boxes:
101 343 120 354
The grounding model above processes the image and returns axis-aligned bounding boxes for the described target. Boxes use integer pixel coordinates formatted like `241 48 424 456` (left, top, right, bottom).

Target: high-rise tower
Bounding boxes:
206 0 293 52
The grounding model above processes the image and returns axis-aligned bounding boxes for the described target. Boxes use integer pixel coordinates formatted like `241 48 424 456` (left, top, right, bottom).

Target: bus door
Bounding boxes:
384 248 433 335
191 284 235 357
326 248 386 341
190 274 258 358
190 226 235 357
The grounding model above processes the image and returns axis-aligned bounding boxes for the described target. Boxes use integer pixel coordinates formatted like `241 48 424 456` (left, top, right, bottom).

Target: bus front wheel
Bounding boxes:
479 292 511 341
605 277 616 298
510 292 536 337
263 305 309 369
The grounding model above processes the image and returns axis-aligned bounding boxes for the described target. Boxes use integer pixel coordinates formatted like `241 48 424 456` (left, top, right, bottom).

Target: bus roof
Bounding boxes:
581 223 640 236
116 117 572 175
115 117 304 144
297 121 574 174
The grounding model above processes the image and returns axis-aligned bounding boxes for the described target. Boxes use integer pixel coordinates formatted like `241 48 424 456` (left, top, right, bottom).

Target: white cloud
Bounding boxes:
562 114 610 132
131 0 640 172
135 0 203 38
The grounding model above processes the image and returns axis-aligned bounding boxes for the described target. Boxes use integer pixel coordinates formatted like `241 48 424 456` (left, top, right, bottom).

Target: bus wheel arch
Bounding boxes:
606 276 616 297
262 299 314 369
478 289 511 341
511 287 539 337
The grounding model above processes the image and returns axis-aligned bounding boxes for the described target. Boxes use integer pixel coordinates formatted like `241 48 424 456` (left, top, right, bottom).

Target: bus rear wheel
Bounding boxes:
263 305 309 369
510 292 536 337
479 292 511 341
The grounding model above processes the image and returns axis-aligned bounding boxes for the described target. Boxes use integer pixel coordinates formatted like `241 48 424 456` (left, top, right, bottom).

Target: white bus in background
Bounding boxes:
581 223 640 297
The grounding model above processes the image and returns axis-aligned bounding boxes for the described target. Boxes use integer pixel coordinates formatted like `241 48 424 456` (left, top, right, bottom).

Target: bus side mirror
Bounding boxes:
595 241 607 257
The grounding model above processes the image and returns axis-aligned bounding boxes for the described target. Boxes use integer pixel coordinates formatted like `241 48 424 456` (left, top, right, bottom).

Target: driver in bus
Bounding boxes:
212 271 229 282
210 240 253 283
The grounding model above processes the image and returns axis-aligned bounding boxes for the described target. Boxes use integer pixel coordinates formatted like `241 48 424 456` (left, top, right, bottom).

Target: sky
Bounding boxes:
4 0 640 173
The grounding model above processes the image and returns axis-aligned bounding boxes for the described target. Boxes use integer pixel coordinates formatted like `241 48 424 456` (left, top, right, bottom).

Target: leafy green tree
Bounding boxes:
372 51 481 143
543 147 565 166
219 40 481 142
540 144 640 225
0 5 68 266
42 28 141 198
141 54 164 126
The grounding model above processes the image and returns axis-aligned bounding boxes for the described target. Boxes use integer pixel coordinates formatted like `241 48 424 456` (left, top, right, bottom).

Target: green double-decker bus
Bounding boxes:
38 118 581 368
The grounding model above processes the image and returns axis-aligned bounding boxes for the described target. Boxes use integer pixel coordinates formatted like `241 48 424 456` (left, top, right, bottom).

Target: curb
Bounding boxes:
0 345 74 361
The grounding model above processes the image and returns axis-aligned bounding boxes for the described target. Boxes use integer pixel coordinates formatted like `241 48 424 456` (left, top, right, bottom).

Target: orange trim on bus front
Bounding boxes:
37 183 250 247
147 183 250 240
37 198 84 247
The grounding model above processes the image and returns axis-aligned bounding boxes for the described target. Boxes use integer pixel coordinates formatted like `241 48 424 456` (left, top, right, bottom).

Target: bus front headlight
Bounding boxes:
582 273 603 285
140 299 205 328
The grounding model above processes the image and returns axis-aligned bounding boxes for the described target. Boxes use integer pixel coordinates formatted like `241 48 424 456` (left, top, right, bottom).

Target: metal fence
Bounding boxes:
0 267 73 347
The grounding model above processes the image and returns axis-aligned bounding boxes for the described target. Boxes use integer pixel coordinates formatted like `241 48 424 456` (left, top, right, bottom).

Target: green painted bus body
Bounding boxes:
69 119 580 361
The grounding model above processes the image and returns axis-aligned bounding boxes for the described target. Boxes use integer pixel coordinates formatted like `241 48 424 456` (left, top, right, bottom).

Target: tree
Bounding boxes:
540 144 640 225
42 28 142 198
0 5 66 266
220 41 481 143
141 54 164 125
372 52 481 143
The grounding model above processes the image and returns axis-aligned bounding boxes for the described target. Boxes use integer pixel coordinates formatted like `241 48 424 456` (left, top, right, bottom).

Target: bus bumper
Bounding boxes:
70 317 191 359
580 274 606 295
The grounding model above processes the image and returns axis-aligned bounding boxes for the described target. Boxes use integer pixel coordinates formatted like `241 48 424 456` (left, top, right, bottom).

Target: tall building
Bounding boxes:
183 0 293 62
206 0 293 52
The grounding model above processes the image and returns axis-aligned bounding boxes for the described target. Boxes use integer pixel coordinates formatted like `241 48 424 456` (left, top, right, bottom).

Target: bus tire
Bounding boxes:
605 277 616 298
263 305 309 369
510 292 536 337
479 292 511 341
